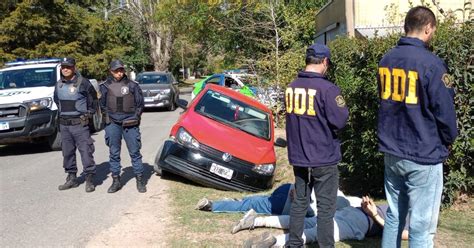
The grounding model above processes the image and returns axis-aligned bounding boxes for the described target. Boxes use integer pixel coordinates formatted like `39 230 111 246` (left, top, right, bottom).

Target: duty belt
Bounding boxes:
59 117 82 126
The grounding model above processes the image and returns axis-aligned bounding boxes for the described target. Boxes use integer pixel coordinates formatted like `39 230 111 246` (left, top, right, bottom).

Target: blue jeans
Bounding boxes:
104 122 144 176
382 153 443 248
212 184 291 214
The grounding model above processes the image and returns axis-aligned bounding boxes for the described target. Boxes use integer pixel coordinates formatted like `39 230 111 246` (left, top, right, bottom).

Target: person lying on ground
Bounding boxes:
195 183 361 217
239 196 409 248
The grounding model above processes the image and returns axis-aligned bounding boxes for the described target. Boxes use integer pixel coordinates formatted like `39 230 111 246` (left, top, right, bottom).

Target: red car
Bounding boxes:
154 84 286 192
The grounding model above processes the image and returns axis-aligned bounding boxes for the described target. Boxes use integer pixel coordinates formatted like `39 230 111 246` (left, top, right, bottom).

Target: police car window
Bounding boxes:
194 90 270 140
0 68 56 89
206 76 220 85
137 74 169 84
225 77 240 89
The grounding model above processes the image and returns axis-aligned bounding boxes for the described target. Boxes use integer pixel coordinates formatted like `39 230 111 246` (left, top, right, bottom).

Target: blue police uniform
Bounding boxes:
377 37 457 164
285 66 349 247
99 75 145 178
54 72 97 176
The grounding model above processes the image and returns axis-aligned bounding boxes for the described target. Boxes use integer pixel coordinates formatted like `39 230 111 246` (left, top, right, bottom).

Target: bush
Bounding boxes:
327 20 473 207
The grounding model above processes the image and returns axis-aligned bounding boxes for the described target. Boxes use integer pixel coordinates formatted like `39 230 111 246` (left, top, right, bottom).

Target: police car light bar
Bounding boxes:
5 58 62 67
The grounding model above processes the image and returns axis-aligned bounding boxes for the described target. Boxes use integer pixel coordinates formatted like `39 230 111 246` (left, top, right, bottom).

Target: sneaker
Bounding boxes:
231 209 257 234
242 232 276 248
195 197 212 211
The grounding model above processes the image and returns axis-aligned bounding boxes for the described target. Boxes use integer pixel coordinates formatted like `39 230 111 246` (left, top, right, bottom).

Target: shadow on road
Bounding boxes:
121 163 154 187
0 143 54 156
158 170 208 189
143 107 169 113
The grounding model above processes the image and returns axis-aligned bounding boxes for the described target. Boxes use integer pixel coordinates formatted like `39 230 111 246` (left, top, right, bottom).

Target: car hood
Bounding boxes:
139 84 171 90
0 87 56 109
180 111 275 165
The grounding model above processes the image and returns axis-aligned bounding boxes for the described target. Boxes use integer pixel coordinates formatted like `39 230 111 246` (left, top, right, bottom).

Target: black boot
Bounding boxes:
107 175 122 193
58 173 79 191
136 174 147 193
85 174 95 193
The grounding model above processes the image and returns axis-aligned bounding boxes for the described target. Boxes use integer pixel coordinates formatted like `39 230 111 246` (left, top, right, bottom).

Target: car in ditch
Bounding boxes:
154 84 286 192
136 71 180 111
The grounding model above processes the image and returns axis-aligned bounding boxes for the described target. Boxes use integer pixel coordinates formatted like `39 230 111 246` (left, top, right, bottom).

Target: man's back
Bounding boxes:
377 37 457 164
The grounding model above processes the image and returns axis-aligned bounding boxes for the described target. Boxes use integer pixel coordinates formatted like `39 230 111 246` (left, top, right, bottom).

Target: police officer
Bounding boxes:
285 44 349 248
377 7 457 248
99 59 146 193
54 57 97 193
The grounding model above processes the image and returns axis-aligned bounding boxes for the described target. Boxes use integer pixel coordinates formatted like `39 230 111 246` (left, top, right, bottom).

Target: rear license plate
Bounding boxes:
210 163 234 180
0 122 9 131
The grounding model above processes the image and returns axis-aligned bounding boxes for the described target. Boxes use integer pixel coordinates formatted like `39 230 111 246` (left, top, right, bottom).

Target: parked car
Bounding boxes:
0 58 103 150
154 84 286 192
191 73 256 100
136 71 179 111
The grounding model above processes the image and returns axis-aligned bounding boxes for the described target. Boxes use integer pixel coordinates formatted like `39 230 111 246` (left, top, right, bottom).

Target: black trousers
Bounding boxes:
60 124 96 175
288 165 339 248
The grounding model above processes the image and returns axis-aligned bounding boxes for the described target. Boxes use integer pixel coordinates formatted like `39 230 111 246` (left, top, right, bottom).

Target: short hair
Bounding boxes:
305 56 325 65
404 6 437 34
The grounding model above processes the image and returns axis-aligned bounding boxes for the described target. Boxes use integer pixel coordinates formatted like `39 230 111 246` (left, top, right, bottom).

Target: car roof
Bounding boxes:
0 63 59 72
203 84 271 113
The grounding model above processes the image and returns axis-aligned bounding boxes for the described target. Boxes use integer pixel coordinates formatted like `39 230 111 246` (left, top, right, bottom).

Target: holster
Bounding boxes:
122 119 139 127
80 114 89 126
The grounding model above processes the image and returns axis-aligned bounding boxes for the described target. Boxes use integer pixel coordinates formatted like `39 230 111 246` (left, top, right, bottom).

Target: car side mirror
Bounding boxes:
274 137 287 147
177 99 188 110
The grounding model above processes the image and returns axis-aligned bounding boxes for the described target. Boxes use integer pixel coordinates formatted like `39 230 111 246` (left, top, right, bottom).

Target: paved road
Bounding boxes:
0 94 190 247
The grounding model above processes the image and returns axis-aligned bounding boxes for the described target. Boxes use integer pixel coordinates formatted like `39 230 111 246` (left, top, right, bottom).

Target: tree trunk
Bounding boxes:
147 27 173 71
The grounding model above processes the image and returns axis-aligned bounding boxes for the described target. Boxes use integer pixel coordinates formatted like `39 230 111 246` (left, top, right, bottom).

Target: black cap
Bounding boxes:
60 57 76 67
306 43 331 63
109 59 125 70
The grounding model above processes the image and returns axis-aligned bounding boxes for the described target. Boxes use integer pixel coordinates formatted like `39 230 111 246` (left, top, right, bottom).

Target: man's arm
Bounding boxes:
361 196 409 240
324 86 349 131
426 62 458 146
84 79 98 114
132 82 144 119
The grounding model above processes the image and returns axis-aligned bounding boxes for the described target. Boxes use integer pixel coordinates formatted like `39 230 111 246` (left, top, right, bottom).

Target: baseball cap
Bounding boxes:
109 59 125 70
306 43 331 63
60 57 76 67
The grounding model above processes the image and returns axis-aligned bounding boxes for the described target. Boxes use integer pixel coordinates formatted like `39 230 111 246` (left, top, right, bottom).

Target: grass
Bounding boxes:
164 129 473 247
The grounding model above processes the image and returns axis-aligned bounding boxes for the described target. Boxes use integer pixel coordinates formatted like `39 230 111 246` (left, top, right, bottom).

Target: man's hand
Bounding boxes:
361 196 378 217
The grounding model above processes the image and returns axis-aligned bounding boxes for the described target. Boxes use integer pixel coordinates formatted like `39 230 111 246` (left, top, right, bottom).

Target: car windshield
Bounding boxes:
136 74 169 84
0 67 57 89
194 90 270 140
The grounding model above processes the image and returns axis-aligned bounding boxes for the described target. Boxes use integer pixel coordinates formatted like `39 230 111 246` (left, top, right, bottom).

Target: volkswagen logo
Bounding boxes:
222 153 232 162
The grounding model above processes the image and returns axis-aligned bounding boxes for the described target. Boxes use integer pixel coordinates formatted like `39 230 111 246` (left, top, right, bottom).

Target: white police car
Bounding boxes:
0 58 102 150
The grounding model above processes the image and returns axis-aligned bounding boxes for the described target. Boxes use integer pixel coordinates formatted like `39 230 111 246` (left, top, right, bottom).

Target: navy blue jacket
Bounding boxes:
377 37 457 164
99 75 144 123
285 71 349 167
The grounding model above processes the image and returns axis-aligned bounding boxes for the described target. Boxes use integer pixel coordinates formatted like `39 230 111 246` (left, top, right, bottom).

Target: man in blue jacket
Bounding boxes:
377 6 457 248
100 60 146 193
285 43 349 248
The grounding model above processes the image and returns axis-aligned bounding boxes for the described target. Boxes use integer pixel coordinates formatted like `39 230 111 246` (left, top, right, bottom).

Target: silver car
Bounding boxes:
136 72 180 111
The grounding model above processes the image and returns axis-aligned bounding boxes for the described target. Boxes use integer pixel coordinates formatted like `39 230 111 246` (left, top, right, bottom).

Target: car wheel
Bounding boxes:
90 106 103 133
48 129 62 151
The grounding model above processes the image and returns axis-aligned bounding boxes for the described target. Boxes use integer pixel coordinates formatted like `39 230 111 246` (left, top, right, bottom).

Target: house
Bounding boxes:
314 0 472 44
